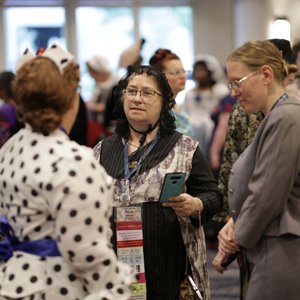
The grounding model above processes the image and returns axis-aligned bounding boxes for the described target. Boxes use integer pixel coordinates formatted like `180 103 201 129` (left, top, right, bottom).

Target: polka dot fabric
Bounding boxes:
0 125 134 299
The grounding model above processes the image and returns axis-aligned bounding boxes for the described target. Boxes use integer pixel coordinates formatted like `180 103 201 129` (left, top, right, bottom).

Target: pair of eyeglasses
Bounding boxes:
124 88 162 99
165 69 191 77
227 69 260 91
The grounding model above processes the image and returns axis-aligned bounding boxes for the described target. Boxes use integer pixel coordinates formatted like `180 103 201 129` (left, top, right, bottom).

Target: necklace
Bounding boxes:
128 142 140 148
128 141 151 149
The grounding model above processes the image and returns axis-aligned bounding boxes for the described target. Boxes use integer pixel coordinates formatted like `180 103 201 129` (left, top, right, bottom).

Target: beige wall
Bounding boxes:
192 0 300 65
193 0 234 65
233 0 272 47
283 0 300 43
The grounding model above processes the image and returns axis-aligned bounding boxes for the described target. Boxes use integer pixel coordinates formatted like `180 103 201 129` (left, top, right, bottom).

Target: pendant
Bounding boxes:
129 161 138 169
120 179 131 206
120 192 130 204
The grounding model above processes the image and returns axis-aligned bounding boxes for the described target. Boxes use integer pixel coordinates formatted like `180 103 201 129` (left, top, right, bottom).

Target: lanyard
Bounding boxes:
271 93 288 111
123 133 159 180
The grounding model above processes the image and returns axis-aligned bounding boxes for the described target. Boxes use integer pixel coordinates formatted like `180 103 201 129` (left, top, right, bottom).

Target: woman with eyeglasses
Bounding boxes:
212 38 297 224
212 40 300 300
93 65 223 300
149 48 194 137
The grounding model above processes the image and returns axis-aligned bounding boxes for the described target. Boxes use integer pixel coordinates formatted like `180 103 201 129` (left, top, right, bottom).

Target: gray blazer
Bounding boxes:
228 96 300 249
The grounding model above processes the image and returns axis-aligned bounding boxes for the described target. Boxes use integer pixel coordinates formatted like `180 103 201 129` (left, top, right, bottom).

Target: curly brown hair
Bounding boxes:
13 57 80 135
149 48 179 72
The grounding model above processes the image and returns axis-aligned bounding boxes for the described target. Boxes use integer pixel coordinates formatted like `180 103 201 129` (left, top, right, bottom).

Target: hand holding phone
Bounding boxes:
221 252 239 268
159 172 186 203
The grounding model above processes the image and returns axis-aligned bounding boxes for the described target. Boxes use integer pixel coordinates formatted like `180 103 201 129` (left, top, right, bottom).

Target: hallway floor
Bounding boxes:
206 244 240 300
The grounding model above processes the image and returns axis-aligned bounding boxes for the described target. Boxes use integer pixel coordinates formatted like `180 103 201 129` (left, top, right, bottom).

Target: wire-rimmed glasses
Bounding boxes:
227 69 260 91
165 69 191 77
124 87 162 100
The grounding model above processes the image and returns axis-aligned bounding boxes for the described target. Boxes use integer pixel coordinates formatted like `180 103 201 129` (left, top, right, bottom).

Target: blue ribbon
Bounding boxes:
0 215 60 261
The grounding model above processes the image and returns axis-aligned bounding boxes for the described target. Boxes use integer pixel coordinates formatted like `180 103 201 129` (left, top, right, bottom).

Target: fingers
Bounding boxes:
218 238 238 255
212 252 227 274
173 199 187 216
162 195 185 207
218 233 239 254
161 194 191 216
217 218 240 254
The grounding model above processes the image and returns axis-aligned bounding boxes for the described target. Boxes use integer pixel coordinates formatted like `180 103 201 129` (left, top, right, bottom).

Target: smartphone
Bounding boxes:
159 172 186 203
187 275 203 300
221 252 239 268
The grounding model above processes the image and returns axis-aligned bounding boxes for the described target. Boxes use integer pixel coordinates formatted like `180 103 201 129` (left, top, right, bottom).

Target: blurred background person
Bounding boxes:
149 48 194 137
0 45 133 300
118 38 146 74
203 93 237 244
103 38 146 135
209 93 237 180
69 94 88 146
181 54 232 245
94 65 223 300
85 54 118 147
286 40 300 98
293 40 300 75
182 54 229 158
0 71 23 148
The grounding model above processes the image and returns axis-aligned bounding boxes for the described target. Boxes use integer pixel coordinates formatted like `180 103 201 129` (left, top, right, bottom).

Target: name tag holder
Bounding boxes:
115 206 146 299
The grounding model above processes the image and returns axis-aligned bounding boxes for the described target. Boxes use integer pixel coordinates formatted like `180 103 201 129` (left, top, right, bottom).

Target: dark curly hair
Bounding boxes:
192 60 216 86
0 71 15 101
114 65 176 139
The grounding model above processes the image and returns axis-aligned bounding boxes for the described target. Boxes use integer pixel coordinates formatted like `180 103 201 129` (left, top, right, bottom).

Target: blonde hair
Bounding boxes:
227 40 291 84
13 57 80 135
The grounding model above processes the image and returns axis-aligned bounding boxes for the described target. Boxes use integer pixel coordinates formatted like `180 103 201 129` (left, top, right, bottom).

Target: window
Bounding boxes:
1 2 194 103
76 5 193 102
4 7 65 71
140 6 193 67
76 7 134 100
140 6 193 104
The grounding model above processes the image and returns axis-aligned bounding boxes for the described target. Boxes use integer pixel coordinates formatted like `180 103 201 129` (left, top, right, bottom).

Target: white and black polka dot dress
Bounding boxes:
0 125 133 300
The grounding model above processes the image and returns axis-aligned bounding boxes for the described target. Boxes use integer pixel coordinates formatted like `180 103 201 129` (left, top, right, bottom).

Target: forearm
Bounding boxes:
209 113 230 168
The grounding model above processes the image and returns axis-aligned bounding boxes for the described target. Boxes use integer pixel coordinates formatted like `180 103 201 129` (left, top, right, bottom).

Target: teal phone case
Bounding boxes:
159 172 186 203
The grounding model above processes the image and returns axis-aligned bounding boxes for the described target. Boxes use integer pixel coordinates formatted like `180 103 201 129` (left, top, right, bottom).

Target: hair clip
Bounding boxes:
36 47 46 55
16 44 75 74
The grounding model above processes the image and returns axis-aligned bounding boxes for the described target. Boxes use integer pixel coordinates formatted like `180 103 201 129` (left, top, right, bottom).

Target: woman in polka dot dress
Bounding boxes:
0 45 134 299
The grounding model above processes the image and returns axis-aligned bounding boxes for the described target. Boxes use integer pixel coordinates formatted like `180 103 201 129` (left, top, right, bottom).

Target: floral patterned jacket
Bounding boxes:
94 131 223 299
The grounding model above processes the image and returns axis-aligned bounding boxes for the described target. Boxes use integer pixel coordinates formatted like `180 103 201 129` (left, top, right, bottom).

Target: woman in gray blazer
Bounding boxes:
213 40 300 300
